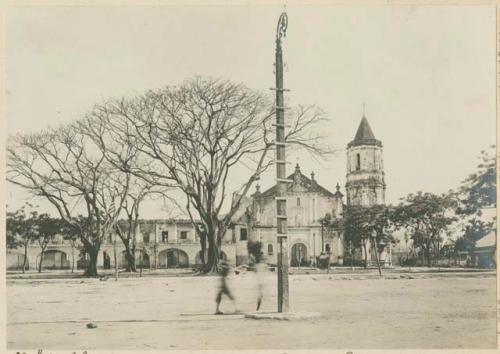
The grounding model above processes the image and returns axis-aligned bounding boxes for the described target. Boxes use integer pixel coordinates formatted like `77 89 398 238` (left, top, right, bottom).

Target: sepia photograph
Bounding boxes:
2 2 498 352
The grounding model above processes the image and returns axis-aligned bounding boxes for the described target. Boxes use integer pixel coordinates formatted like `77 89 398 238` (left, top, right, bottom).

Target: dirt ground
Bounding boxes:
6 270 497 350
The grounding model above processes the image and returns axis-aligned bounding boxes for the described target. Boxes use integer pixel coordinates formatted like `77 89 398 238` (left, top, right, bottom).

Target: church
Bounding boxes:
6 115 388 271
232 113 387 267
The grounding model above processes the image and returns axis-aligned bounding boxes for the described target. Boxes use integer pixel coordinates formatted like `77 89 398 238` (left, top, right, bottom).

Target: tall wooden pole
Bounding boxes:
274 11 290 313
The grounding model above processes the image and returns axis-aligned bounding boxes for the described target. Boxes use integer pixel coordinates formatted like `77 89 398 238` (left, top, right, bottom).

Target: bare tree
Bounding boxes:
89 77 331 272
7 124 130 277
114 179 152 272
78 115 174 272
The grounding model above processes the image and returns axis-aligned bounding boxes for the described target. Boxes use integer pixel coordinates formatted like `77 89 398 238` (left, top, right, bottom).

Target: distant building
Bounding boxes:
6 115 393 271
471 207 496 268
6 219 238 271
472 232 496 268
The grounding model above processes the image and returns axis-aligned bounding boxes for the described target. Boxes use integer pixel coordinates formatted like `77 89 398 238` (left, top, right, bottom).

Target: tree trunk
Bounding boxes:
71 243 75 273
372 240 382 277
154 246 158 270
114 239 118 281
22 243 28 274
83 246 99 277
425 246 432 267
362 241 368 269
202 236 220 273
38 249 45 273
123 242 137 272
199 234 207 265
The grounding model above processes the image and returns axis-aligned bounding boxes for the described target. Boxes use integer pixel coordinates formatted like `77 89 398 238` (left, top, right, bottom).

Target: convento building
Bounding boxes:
6 115 389 271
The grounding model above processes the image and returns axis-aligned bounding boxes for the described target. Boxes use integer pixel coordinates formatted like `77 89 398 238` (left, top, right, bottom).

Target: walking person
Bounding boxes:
247 240 265 311
255 254 266 311
215 258 238 315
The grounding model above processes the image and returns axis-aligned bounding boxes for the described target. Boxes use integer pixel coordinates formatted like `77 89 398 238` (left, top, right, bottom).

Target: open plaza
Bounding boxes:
7 268 496 350
4 5 497 353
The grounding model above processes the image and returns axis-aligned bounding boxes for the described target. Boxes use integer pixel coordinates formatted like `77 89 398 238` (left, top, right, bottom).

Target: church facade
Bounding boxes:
231 114 387 267
243 164 345 266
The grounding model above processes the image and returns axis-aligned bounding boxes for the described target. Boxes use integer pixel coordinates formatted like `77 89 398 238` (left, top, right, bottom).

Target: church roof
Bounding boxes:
348 116 382 148
256 164 337 199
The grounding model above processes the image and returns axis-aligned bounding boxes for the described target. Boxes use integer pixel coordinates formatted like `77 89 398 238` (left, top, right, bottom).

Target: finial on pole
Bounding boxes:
276 11 288 43
362 102 366 117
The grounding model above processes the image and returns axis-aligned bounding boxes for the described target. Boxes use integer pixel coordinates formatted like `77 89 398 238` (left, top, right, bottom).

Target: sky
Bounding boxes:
4 4 496 218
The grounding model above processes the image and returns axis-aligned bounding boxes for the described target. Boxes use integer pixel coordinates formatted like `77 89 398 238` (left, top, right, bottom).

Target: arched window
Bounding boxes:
356 153 361 171
297 197 301 207
268 244 274 255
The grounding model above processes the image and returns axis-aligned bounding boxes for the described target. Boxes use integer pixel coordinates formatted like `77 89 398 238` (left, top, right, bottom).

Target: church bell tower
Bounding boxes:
345 114 386 207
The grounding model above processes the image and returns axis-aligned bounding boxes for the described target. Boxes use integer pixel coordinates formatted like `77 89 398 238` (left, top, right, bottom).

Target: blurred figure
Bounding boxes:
247 240 265 311
215 258 238 315
255 254 266 311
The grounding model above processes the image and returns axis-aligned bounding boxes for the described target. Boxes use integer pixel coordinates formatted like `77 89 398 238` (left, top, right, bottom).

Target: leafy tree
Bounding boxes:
6 203 39 273
457 147 496 215
343 205 394 269
318 212 333 254
450 147 496 263
36 214 62 273
391 192 457 267
6 207 22 250
60 220 81 273
454 217 493 257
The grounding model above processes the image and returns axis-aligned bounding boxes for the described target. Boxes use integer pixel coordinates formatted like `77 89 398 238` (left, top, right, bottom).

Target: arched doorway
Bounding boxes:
195 250 227 265
120 250 151 269
291 243 308 267
39 250 70 270
158 249 189 268
139 251 150 268
103 251 111 269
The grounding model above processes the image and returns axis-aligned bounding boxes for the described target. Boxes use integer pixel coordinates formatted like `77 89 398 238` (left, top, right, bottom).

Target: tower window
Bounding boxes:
240 228 248 241
297 197 301 207
161 231 168 243
268 244 274 255
356 154 361 171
